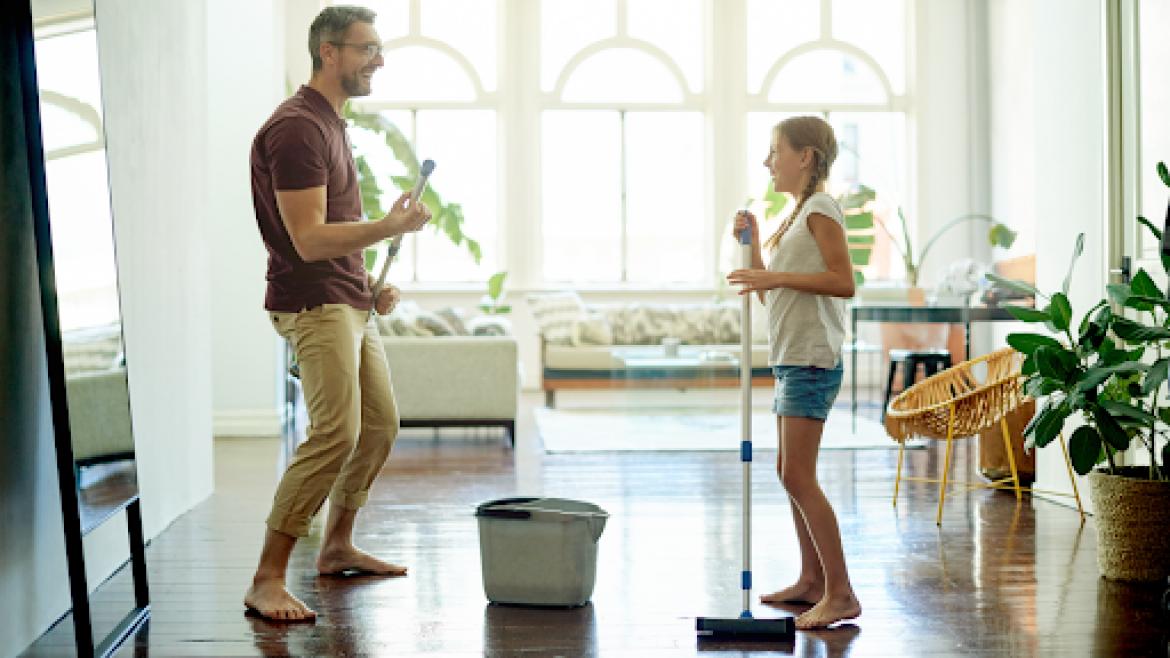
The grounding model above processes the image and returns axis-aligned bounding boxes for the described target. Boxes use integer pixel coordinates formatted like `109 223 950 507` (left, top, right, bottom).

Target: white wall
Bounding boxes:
206 0 286 437
1031 0 1106 508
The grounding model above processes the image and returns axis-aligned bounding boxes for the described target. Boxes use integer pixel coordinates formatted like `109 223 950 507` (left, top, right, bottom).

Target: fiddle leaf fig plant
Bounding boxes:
990 161 1170 481
344 103 481 271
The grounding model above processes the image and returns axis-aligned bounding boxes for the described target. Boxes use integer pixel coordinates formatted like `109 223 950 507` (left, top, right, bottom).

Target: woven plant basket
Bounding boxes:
1089 467 1170 582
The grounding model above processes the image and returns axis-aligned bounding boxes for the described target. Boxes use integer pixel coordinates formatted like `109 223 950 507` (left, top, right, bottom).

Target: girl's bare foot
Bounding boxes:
795 593 861 630
760 580 824 605
244 578 317 622
317 544 408 576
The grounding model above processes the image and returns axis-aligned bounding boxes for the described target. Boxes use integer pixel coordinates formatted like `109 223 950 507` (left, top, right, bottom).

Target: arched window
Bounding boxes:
35 24 120 331
540 0 707 285
346 0 499 284
746 0 911 283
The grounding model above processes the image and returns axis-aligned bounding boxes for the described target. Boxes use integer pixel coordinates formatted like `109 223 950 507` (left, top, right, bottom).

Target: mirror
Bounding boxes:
31 6 138 534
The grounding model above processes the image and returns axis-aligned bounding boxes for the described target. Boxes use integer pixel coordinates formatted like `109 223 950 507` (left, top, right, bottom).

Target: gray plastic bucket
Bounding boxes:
475 497 609 607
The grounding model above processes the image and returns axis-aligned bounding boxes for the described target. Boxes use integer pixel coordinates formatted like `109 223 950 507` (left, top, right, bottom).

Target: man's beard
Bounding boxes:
341 70 371 97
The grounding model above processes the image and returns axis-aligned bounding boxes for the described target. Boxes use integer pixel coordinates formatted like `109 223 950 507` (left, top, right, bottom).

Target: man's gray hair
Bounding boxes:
309 5 377 71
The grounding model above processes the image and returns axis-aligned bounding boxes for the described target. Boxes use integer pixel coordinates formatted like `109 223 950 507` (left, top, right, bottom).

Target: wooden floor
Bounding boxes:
24 391 1170 657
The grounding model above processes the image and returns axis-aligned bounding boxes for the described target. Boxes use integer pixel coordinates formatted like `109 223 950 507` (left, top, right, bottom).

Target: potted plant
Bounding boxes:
990 161 1170 582
479 271 511 315
343 104 482 271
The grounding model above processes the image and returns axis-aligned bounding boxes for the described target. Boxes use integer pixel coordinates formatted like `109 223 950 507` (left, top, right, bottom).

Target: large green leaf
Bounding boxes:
1124 294 1170 312
1074 361 1148 392
1062 233 1085 296
1130 268 1164 299
1025 400 1071 448
1107 283 1132 307
1138 215 1163 241
1068 425 1103 475
1099 400 1158 425
845 211 874 231
988 222 1018 249
762 185 789 220
1092 405 1131 451
1034 345 1078 382
1078 299 1108 336
1077 321 1107 352
1145 358 1170 396
487 271 507 300
1048 293 1073 331
1005 304 1051 323
1158 161 1170 188
1006 332 1063 355
1024 375 1064 398
1112 316 1170 342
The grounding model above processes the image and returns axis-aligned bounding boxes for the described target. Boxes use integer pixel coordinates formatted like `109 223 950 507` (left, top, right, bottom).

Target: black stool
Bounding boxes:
882 348 953 421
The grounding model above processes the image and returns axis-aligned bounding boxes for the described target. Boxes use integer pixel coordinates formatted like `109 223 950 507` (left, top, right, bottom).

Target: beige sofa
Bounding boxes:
531 298 773 408
381 335 519 445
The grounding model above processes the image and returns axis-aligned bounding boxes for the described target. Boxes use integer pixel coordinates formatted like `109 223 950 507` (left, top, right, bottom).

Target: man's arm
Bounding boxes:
276 188 424 263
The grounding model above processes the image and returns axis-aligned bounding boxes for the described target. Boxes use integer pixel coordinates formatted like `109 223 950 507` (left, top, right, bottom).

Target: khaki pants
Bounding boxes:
266 304 399 537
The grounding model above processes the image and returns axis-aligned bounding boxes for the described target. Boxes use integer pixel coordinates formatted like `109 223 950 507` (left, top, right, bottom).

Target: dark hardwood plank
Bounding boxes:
22 392 1170 657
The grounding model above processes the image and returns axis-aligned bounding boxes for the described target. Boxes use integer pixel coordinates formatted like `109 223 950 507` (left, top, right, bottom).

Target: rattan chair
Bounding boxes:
884 346 1085 525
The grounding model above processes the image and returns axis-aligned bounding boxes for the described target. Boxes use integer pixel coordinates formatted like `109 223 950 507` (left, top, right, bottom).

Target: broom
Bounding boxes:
695 221 795 641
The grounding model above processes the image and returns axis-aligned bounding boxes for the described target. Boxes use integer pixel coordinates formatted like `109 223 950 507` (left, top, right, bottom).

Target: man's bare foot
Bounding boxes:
244 578 317 622
317 544 408 576
760 580 824 605
795 594 861 630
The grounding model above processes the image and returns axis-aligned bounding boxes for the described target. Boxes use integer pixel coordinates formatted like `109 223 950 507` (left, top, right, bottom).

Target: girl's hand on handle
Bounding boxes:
727 268 775 294
732 210 759 244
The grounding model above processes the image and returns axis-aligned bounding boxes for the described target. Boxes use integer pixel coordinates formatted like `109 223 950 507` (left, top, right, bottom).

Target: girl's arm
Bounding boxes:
727 213 856 299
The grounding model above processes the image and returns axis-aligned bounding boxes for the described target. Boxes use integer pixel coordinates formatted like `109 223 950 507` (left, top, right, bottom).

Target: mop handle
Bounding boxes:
369 160 434 320
739 220 753 616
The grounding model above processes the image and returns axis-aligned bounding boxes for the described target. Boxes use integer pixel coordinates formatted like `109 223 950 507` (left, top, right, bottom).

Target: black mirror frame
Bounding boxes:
13 1 150 656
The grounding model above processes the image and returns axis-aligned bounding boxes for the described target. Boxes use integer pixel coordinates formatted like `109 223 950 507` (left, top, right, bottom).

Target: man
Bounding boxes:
245 5 429 622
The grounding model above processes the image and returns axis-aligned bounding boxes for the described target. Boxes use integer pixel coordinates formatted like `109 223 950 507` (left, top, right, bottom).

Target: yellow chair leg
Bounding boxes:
894 440 906 506
1057 431 1086 519
1000 416 1022 501
936 404 956 526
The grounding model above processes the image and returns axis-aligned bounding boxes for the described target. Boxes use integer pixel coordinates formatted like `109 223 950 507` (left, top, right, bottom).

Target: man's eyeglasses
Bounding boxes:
329 42 383 59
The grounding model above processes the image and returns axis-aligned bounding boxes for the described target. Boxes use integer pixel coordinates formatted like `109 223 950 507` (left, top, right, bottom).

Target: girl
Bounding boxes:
726 115 861 630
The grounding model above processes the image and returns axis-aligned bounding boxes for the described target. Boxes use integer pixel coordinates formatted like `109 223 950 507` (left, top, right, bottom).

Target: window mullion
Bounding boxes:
620 109 628 283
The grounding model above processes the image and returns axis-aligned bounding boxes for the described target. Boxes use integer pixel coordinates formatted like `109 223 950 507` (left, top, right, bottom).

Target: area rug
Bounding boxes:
535 406 925 453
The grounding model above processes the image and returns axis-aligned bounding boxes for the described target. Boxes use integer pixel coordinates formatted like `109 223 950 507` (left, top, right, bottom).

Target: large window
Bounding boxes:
540 0 707 285
348 0 499 284
745 0 911 283
35 23 120 331
326 0 913 288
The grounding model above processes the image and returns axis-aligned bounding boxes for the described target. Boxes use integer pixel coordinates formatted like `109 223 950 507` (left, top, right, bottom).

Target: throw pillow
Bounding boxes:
414 308 456 336
469 315 512 336
435 307 470 335
571 313 614 346
527 291 586 345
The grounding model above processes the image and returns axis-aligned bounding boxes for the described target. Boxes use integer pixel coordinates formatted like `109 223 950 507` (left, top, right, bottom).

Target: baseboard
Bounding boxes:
214 408 280 438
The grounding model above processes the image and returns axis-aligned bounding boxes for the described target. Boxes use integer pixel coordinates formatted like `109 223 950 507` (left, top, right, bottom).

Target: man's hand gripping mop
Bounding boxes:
368 159 435 320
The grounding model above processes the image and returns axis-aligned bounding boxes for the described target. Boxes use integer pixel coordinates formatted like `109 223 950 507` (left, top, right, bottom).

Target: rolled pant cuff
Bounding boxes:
266 512 312 538
330 489 369 510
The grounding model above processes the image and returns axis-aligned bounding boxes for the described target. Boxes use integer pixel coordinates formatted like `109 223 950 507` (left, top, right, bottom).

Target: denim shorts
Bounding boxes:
771 361 844 420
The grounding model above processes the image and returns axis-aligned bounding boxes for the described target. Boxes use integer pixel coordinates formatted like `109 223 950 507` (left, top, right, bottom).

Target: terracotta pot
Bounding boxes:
1089 467 1170 582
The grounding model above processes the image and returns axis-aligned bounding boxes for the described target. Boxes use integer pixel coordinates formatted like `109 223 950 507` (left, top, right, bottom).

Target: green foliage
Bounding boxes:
1001 160 1170 481
479 271 511 314
343 103 481 266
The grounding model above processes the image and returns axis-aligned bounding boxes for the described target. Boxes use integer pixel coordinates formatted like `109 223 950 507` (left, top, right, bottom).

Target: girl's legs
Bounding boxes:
779 415 861 629
761 416 825 604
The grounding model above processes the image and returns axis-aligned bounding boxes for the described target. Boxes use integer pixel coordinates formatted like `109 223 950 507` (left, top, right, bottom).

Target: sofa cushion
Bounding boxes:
571 313 613 346
528 291 586 344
